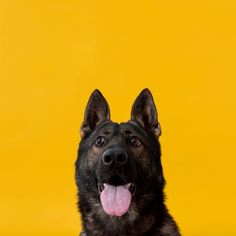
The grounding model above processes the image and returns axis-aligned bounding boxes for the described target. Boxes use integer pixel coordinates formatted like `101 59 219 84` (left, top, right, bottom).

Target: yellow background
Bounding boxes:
1 0 236 235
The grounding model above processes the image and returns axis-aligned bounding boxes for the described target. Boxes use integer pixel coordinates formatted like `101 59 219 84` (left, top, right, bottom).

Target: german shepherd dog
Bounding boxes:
75 89 180 236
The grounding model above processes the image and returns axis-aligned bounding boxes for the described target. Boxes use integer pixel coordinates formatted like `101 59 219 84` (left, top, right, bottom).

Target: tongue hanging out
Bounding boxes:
100 183 132 216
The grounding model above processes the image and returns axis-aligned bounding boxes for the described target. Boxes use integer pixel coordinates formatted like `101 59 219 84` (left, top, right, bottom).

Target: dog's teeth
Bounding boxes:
128 183 136 194
98 183 105 193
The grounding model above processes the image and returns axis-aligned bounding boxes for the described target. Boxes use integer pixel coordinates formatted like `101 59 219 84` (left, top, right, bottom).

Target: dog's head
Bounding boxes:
76 89 165 220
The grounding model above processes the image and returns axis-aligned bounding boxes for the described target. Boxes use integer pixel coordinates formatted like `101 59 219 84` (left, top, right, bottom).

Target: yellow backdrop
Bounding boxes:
1 0 236 235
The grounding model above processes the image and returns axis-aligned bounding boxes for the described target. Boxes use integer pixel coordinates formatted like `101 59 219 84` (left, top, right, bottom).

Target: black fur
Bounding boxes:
75 89 180 236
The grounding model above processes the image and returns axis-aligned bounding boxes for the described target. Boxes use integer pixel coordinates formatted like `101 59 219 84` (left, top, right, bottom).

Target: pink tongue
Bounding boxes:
100 184 131 216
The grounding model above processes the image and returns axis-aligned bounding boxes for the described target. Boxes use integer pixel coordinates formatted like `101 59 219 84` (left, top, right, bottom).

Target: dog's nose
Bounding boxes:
102 148 128 167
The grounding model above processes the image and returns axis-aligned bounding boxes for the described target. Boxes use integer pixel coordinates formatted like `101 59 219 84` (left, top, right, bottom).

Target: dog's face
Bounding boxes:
76 89 165 225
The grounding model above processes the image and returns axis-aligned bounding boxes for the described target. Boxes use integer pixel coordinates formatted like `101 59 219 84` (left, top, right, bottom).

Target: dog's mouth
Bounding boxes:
98 182 136 195
97 175 136 217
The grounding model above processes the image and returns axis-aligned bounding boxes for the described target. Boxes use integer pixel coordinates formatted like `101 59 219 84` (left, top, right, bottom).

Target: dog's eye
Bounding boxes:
129 136 141 147
95 136 106 146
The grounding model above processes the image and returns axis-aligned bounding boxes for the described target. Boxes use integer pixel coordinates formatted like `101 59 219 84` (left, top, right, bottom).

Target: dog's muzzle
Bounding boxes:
97 148 136 217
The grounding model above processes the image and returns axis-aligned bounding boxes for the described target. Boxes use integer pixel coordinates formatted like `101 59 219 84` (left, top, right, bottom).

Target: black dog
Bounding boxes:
75 89 180 236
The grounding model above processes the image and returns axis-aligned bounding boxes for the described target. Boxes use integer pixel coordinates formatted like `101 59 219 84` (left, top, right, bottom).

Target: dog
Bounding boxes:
75 89 180 236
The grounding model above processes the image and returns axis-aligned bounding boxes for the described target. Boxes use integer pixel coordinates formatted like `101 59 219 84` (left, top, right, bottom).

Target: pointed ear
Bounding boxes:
131 88 161 137
80 90 110 138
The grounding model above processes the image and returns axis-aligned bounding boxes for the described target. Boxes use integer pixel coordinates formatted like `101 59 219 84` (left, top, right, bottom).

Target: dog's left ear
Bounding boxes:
131 88 161 137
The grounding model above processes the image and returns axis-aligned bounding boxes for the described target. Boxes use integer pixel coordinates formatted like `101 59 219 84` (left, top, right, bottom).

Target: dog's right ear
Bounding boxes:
80 90 110 139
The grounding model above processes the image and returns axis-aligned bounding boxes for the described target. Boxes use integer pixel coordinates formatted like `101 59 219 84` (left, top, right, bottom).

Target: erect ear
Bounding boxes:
131 88 161 137
80 89 110 139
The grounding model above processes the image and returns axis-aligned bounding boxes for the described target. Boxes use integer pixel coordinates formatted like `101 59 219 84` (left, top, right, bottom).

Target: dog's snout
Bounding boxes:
102 148 128 167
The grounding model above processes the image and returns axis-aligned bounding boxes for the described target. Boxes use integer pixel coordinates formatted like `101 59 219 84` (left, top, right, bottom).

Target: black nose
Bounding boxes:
102 148 128 167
